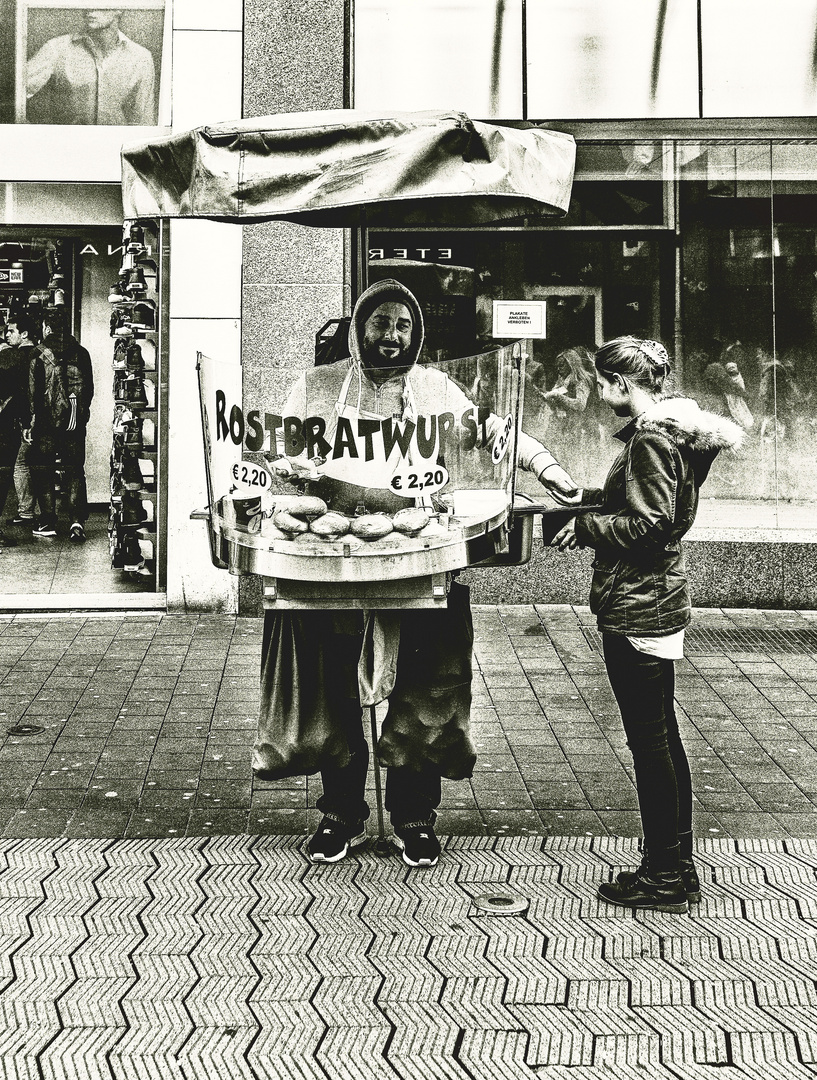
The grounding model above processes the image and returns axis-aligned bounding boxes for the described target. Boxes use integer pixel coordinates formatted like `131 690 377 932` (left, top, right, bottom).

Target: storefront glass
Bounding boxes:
368 139 817 526
0 216 162 597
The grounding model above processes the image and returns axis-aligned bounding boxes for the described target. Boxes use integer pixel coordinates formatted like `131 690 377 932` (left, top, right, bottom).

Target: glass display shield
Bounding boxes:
197 343 526 582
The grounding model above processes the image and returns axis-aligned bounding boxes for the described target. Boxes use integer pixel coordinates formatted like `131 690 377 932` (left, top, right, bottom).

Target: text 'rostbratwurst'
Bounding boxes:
214 391 491 461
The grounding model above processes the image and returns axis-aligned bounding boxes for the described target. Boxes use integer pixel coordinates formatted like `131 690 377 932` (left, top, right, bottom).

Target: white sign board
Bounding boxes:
492 300 547 339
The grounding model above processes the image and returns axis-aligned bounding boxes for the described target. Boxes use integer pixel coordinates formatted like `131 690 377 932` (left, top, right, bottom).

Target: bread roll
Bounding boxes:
273 508 310 535
309 512 351 540
350 514 394 540
392 507 431 537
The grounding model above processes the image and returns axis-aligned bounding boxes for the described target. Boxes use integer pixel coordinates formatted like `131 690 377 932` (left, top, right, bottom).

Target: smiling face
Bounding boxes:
361 302 414 371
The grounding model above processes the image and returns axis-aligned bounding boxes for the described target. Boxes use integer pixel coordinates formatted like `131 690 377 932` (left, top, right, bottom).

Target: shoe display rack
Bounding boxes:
107 220 160 579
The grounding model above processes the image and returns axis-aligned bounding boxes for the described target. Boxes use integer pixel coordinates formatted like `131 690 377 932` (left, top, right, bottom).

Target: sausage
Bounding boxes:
271 494 327 520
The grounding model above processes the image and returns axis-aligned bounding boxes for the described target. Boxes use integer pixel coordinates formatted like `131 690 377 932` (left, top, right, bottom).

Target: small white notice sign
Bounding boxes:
492 300 547 339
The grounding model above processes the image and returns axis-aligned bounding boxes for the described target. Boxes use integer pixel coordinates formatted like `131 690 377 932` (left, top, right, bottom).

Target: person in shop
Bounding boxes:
25 9 156 126
25 310 94 542
551 336 744 913
253 278 581 868
3 315 42 530
0 316 39 548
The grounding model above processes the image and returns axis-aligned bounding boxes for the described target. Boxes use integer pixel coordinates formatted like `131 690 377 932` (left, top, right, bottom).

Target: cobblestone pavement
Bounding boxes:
0 605 816 1077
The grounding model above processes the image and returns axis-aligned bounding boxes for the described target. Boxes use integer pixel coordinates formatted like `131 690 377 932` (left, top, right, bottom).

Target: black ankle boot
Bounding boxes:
601 844 687 913
617 838 701 903
677 831 701 903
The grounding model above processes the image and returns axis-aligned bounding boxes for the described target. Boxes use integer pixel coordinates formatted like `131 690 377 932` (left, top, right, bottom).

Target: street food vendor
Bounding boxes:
253 279 580 867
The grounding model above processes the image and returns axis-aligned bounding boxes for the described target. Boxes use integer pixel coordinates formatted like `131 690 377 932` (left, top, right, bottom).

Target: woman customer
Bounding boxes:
552 337 743 913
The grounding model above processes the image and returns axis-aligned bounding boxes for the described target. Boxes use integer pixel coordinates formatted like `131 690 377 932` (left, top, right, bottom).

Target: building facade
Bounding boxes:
2 0 816 613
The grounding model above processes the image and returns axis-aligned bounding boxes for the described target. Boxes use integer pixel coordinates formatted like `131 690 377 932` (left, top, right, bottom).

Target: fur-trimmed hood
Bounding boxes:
629 396 745 454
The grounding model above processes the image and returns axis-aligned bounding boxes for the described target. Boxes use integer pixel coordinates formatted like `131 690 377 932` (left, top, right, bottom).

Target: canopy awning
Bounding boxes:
121 109 575 227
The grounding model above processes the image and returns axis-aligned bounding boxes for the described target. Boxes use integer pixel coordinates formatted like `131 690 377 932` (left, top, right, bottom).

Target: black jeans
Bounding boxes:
0 427 21 522
602 633 692 856
29 428 88 526
316 701 442 830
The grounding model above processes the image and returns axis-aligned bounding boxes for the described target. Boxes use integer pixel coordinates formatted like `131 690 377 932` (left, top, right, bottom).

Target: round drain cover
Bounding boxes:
472 892 529 916
6 724 44 737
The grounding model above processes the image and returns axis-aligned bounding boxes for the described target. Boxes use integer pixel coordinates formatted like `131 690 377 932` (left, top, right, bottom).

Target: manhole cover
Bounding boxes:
6 724 44 737
472 892 529 916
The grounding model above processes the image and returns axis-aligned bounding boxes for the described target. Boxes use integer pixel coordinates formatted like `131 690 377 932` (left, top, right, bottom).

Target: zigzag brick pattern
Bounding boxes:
0 835 816 1076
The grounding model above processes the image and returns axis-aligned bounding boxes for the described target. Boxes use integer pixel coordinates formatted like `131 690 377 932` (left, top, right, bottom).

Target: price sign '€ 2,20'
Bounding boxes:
491 414 514 466
389 464 449 496
232 460 274 491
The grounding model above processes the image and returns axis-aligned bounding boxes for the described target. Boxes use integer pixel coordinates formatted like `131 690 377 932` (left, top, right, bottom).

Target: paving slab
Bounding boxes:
4 835 816 1077
1 608 817 1074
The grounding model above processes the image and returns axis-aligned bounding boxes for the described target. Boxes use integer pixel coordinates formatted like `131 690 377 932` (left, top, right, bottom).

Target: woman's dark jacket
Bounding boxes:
574 397 743 636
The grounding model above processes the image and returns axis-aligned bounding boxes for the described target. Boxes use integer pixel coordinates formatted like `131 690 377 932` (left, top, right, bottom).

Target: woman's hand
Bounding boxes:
551 517 579 551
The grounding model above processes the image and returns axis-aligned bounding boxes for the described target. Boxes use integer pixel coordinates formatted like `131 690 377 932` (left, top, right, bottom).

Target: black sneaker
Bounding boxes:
120 532 143 572
306 817 367 864
126 342 145 372
125 267 147 295
119 496 147 528
0 531 18 548
131 300 156 332
108 277 129 304
9 516 33 526
124 222 145 253
394 821 441 868
69 523 86 544
32 521 57 538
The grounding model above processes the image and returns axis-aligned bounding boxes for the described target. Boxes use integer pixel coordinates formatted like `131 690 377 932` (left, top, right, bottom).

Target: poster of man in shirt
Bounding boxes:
14 0 165 125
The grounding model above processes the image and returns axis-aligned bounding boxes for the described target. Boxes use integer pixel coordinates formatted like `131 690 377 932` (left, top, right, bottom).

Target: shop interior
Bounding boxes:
0 224 161 599
367 139 817 528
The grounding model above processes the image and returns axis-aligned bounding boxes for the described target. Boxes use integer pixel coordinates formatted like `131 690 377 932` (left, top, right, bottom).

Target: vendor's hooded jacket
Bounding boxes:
254 279 566 783
574 397 743 636
281 278 558 511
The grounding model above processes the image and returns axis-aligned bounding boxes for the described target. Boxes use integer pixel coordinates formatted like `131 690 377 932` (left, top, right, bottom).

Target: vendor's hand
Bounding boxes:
551 517 579 551
540 464 582 505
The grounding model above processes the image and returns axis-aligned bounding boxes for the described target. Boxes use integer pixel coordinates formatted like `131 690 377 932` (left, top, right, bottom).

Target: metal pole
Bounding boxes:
369 705 394 855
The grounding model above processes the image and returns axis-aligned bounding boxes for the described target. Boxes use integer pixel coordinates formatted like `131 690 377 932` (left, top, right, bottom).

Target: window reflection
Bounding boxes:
369 139 817 522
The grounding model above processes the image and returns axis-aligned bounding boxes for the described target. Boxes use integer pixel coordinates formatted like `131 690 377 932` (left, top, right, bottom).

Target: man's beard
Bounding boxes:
361 341 412 373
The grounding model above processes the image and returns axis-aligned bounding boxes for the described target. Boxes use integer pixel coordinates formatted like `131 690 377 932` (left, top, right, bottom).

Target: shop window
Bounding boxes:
0 0 167 126
701 0 817 117
0 221 163 597
1 183 123 225
368 138 817 527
